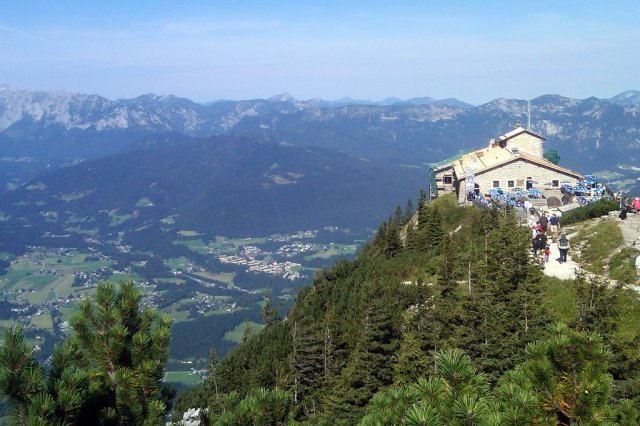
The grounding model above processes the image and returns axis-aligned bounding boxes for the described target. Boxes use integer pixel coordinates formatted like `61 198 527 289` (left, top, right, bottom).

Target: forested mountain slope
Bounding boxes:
0 134 425 253
174 195 640 424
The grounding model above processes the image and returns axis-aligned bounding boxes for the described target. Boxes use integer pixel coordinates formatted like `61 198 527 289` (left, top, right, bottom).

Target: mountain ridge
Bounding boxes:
2 84 640 196
0 134 426 246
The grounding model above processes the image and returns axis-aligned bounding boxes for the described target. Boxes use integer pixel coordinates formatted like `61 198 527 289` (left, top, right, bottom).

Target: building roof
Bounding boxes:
452 145 583 181
429 151 468 172
496 125 546 143
431 125 581 181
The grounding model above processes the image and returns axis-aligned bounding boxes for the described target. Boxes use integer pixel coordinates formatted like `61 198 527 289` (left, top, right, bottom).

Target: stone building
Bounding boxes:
430 124 583 205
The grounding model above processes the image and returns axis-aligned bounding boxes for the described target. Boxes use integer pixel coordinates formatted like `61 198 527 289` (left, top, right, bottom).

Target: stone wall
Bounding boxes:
457 158 580 203
507 133 543 157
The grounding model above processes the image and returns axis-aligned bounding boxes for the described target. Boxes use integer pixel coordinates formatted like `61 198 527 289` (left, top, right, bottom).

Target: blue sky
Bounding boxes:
1 1 638 104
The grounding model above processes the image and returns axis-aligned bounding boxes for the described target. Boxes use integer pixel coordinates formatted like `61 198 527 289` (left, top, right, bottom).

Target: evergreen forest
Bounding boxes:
174 194 640 425
2 194 640 425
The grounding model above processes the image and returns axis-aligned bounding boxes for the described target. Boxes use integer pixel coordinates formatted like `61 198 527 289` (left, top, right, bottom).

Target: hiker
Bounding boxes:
549 213 560 239
533 230 547 255
633 197 640 214
620 199 628 220
558 233 570 263
539 212 548 233
543 244 550 263
527 212 536 228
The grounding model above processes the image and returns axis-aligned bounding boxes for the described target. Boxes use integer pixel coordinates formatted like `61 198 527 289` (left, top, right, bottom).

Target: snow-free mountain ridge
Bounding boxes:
2 84 640 195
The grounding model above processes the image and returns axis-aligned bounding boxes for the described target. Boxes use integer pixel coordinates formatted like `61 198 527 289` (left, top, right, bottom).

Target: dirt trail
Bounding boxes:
542 235 580 280
618 212 640 247
541 213 640 283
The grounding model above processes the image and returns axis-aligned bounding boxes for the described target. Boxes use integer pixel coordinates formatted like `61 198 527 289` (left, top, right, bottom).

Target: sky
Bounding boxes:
1 1 639 105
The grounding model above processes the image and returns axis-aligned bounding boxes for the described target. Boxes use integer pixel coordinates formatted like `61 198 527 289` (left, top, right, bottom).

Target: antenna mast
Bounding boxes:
527 93 531 130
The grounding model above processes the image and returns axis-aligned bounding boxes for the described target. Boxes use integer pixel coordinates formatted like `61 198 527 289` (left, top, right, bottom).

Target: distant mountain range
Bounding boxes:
2 84 640 209
2 85 640 177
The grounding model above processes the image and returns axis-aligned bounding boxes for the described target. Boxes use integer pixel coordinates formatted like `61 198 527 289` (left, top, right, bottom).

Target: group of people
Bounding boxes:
620 196 640 220
529 210 570 264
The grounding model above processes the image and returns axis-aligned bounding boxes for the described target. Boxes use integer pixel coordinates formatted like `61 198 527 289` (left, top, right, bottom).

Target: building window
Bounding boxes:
444 176 452 184
517 179 524 186
507 180 515 188
552 180 559 187
492 180 500 188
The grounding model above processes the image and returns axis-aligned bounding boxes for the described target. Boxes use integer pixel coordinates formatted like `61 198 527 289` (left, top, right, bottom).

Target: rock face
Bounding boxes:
178 407 205 426
1 85 640 189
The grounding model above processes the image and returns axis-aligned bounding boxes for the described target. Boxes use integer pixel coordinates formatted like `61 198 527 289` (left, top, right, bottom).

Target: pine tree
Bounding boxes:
431 234 462 349
424 206 444 253
572 270 618 339
418 188 427 210
459 209 549 381
404 198 415 222
289 318 324 411
498 323 613 425
362 349 493 425
383 219 402 258
392 329 429 385
261 290 281 325
325 284 399 422
394 204 404 226
0 280 172 426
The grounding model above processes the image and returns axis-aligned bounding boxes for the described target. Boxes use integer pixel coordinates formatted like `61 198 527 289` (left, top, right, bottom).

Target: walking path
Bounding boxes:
539 212 640 282
541 236 580 280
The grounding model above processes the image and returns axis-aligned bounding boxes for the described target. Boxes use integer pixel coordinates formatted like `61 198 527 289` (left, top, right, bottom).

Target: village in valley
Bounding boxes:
0 225 360 379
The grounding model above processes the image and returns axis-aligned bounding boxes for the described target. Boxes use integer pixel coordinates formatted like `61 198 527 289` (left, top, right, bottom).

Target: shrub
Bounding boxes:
561 198 619 226
609 247 640 285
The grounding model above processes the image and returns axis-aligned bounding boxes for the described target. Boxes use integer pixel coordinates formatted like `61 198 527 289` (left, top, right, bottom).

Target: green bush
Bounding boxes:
561 198 619 226
609 247 639 285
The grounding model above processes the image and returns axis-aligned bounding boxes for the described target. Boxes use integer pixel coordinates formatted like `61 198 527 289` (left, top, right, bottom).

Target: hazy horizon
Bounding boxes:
1 1 638 105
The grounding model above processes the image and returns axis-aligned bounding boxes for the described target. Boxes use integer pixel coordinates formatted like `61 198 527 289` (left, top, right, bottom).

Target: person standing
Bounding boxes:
558 233 570 263
633 197 640 214
549 213 560 240
539 212 549 233
620 198 628 220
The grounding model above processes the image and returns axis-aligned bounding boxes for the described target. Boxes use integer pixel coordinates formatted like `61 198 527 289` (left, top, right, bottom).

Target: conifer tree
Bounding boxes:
261 290 281 325
393 204 404 226
383 219 402 258
459 209 548 380
572 270 618 339
431 234 462 348
325 283 399 422
362 349 493 425
212 388 294 425
498 323 613 425
0 280 172 426
418 188 427 210
404 198 415 222
424 205 444 252
392 323 429 385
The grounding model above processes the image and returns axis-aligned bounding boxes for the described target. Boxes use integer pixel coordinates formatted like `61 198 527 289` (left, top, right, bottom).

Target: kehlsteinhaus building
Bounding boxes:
430 124 583 205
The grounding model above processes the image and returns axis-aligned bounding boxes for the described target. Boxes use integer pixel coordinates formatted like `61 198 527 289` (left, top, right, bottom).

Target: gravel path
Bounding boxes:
541 235 580 280
540 213 640 282
618 212 640 246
